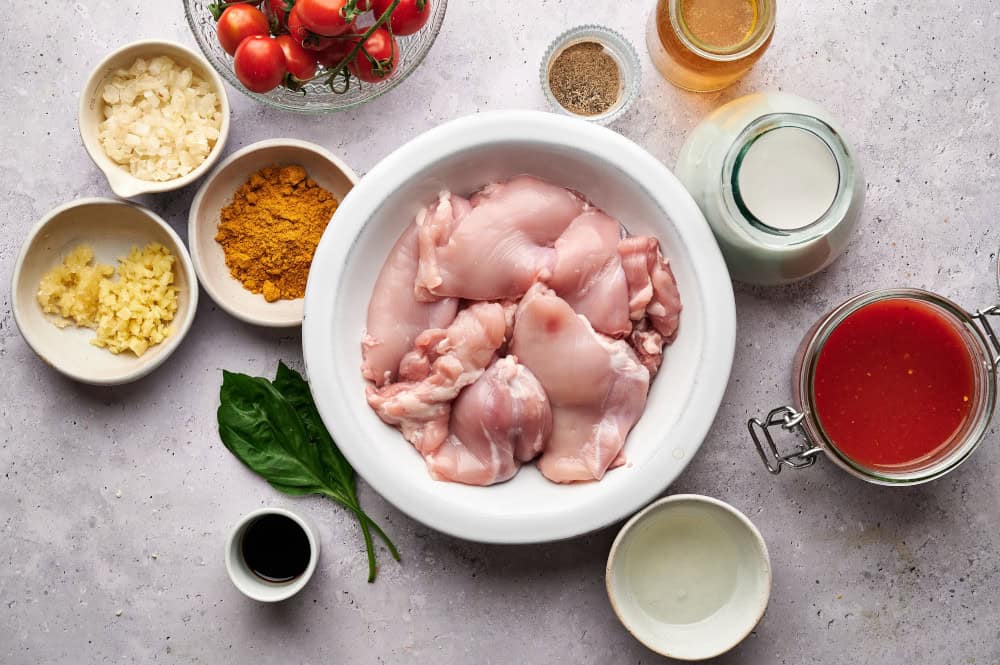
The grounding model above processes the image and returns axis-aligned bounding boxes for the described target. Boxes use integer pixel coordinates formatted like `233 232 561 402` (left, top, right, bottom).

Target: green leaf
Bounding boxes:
217 364 400 582
218 371 332 495
272 362 357 495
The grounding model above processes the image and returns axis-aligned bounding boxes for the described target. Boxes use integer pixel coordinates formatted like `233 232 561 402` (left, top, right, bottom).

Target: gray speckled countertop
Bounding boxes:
2 1 999 663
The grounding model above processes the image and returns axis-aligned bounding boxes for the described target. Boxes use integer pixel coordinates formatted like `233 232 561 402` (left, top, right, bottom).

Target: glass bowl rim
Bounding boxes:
539 24 641 126
182 0 448 114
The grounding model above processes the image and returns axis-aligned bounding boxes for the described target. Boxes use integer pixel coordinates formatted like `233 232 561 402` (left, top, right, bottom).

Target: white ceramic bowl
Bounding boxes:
189 139 358 328
302 111 736 543
11 198 198 385
79 39 230 198
224 507 320 603
606 495 771 660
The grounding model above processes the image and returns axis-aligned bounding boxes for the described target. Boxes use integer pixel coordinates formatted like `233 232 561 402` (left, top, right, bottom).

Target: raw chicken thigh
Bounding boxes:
414 176 587 300
425 356 552 485
549 210 631 337
618 236 683 375
619 236 682 340
366 302 507 454
362 221 460 387
511 285 650 483
363 176 681 486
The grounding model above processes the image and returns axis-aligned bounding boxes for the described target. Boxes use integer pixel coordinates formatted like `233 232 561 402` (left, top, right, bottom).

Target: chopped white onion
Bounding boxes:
98 56 222 182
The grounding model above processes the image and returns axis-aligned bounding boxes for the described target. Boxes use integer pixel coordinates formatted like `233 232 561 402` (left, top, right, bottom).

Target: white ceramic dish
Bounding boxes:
606 495 771 660
11 198 198 386
188 139 358 328
302 111 736 544
79 39 230 198
224 507 320 603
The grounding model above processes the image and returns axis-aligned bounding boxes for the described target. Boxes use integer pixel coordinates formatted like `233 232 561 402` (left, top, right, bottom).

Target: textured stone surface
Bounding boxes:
2 1 999 663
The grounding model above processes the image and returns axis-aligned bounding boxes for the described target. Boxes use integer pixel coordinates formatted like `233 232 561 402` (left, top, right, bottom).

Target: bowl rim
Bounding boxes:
302 110 737 543
11 197 200 386
605 494 772 660
77 38 231 198
182 0 449 114
188 138 360 328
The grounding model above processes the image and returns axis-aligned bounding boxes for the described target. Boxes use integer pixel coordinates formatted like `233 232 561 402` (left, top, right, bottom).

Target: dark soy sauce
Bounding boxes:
241 514 311 583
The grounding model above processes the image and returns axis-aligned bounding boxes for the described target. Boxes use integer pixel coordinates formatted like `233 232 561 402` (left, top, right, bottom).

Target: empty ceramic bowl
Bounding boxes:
606 494 771 660
79 39 230 198
188 138 358 327
11 198 199 385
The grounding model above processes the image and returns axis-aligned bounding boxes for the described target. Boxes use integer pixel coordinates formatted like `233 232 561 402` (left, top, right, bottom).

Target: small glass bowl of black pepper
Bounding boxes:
541 25 641 126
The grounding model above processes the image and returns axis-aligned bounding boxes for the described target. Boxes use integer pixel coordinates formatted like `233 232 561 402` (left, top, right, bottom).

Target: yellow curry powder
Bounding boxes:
216 165 338 302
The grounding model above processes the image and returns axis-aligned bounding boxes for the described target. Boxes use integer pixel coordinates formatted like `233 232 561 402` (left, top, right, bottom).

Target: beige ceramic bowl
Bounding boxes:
606 494 771 660
11 198 199 385
79 39 230 198
188 139 358 327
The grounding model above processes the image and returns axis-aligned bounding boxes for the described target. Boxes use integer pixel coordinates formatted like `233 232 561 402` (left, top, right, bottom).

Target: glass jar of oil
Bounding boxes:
646 0 776 92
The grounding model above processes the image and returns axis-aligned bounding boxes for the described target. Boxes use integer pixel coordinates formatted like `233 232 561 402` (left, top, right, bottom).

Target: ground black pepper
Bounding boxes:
548 41 621 116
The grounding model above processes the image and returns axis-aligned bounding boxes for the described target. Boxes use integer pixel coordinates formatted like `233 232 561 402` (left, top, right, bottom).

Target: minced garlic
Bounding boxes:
36 245 114 327
37 242 179 357
93 243 179 356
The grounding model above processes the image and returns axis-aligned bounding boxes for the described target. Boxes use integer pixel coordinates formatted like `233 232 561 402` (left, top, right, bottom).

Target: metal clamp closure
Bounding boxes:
748 406 823 474
972 305 1000 370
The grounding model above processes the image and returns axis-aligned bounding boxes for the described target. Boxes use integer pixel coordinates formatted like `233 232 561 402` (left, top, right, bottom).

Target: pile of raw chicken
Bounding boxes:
361 176 682 486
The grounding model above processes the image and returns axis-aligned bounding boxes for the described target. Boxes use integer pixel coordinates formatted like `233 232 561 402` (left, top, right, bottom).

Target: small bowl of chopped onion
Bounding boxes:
79 40 230 198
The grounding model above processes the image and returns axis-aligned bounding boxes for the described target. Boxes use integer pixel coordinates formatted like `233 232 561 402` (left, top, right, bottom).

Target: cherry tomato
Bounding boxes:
372 0 430 36
348 26 397 83
275 34 319 81
287 5 339 50
296 0 358 36
216 4 270 56
356 0 373 10
266 0 291 32
233 35 287 92
315 39 355 68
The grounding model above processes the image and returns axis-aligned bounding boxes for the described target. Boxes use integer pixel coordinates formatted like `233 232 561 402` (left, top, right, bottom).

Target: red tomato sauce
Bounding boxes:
812 298 975 468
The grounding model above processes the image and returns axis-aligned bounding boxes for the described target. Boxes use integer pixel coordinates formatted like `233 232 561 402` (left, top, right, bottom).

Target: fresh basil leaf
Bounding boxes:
271 362 401 571
272 362 358 495
218 371 333 496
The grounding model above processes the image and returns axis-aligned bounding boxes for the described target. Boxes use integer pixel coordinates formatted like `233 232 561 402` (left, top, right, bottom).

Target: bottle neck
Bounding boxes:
666 0 776 62
722 112 856 240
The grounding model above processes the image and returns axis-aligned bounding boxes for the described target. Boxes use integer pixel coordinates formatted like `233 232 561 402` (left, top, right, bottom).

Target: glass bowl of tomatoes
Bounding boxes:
184 0 447 113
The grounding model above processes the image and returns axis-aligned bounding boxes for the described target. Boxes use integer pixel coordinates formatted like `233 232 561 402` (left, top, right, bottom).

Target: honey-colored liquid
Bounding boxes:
681 0 757 49
647 0 773 92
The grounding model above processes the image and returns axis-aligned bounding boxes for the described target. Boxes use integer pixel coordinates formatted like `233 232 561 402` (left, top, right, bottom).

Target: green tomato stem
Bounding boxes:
209 0 263 21
322 0 401 88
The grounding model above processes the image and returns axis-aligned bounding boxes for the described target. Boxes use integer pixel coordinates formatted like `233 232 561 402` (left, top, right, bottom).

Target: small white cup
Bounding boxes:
224 508 320 602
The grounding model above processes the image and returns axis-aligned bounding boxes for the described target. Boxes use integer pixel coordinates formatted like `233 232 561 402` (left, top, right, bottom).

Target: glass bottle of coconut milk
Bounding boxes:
675 92 864 285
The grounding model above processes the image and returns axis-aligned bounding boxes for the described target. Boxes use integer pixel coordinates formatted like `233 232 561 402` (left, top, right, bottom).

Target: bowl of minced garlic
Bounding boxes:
11 199 199 385
189 139 358 327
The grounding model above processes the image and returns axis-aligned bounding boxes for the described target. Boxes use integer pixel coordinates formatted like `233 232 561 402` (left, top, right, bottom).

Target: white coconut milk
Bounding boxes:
736 126 840 231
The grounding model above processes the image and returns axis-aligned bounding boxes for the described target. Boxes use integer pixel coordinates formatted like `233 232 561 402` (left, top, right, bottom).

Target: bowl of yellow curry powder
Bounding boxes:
188 139 357 327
